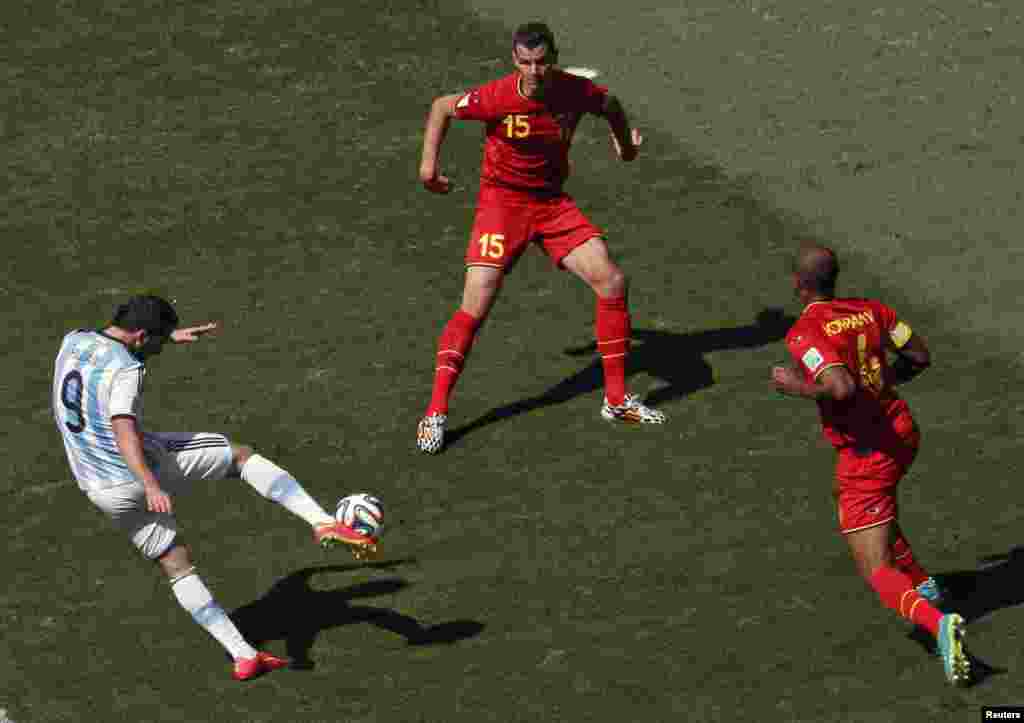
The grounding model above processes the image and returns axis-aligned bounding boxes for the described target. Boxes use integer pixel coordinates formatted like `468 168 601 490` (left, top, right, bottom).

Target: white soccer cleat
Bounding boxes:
600 394 666 425
416 413 447 454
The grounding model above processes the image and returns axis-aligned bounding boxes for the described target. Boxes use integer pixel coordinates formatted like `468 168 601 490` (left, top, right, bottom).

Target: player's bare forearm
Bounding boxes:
112 417 160 488
113 416 171 513
601 95 639 161
419 94 458 183
779 379 831 400
772 366 855 401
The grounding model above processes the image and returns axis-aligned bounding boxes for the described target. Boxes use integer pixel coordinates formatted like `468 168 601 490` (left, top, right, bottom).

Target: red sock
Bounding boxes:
426 310 480 416
869 565 942 636
596 295 630 406
891 534 930 587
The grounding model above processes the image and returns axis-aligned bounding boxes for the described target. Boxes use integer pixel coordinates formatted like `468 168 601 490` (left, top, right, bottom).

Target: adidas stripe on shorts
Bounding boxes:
86 432 233 559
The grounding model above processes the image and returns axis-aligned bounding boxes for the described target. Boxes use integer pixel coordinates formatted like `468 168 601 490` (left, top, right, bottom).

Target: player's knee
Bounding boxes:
595 268 627 298
859 558 882 582
461 270 503 316
610 268 628 296
470 272 503 296
853 547 892 582
232 443 255 470
156 541 193 581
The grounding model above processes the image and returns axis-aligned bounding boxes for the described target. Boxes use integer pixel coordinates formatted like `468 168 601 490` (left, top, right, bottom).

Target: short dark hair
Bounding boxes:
111 295 178 335
794 244 840 296
512 22 558 60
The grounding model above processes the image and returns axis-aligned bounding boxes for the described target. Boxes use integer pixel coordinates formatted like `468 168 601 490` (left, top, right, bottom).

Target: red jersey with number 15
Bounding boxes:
453 71 608 195
785 298 917 450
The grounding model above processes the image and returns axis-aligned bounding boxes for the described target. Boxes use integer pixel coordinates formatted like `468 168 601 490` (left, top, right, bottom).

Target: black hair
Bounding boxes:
512 22 558 61
111 295 179 335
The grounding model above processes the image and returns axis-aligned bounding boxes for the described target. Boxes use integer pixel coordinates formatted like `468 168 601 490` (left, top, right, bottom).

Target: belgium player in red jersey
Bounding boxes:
772 243 970 686
415 22 666 454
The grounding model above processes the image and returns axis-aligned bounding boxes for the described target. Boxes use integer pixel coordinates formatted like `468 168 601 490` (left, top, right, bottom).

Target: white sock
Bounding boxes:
240 454 333 527
171 570 257 661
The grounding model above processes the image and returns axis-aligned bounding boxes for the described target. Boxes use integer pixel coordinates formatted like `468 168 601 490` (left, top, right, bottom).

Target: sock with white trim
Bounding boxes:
240 454 333 527
868 564 942 636
427 309 481 416
596 295 630 406
171 569 258 661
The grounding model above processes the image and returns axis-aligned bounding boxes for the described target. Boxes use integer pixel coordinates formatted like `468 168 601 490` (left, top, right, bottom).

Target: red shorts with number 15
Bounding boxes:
465 185 603 271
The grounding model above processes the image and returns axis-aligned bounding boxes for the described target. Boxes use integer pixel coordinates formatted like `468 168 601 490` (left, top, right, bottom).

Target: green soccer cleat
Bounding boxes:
937 613 971 687
916 577 944 605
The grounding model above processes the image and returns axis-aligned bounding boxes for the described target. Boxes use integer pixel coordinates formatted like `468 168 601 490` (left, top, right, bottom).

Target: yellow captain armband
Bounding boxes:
889 320 913 349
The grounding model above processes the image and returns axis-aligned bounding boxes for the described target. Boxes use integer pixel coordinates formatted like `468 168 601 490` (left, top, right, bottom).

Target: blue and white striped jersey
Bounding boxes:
52 330 146 491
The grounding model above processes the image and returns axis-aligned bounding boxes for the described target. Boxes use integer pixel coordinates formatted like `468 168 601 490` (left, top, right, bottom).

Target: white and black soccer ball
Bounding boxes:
336 493 384 538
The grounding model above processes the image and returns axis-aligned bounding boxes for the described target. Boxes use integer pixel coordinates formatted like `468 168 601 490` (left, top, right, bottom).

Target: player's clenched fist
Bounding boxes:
145 484 173 514
612 128 643 162
422 174 452 194
771 365 802 395
419 164 452 194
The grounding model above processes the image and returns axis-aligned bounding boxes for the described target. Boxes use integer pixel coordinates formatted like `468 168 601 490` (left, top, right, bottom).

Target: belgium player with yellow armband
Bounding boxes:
771 243 971 688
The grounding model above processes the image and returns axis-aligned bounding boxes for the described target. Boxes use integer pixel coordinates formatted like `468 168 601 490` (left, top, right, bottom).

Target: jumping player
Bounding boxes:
415 22 666 454
771 243 970 687
52 296 377 681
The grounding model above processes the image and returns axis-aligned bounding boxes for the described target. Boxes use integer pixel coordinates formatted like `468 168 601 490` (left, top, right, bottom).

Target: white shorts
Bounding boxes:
86 432 234 560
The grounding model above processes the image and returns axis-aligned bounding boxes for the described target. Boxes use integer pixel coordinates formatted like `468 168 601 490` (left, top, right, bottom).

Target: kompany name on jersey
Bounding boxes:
823 310 875 336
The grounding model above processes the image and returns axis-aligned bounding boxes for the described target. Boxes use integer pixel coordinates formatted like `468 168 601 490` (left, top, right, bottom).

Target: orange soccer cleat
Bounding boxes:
233 651 289 681
314 521 379 560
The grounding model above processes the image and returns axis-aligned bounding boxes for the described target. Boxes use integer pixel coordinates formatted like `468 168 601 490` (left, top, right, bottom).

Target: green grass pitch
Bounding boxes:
4 1 1024 721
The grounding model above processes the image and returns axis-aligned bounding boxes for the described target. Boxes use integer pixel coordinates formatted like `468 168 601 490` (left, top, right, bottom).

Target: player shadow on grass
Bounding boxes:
904 548 1024 684
230 561 485 670
445 308 794 447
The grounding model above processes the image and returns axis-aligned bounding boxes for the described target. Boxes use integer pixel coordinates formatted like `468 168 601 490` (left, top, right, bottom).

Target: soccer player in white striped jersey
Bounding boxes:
52 295 377 681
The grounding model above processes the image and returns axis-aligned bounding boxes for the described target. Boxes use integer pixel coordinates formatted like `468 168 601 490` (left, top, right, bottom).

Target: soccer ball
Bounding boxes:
336 493 384 538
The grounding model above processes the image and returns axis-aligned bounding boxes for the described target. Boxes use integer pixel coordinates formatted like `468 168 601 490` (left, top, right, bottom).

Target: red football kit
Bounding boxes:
785 299 920 534
453 70 609 269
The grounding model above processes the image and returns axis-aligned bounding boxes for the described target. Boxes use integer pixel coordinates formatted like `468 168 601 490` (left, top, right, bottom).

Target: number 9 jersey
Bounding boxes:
785 298 916 451
52 330 145 491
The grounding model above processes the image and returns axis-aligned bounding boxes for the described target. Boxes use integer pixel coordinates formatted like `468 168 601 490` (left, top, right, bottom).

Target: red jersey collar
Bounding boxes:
515 71 565 101
802 299 833 314
516 74 528 100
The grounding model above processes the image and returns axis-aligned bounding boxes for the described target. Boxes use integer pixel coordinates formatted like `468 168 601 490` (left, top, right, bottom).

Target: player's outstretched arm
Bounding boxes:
601 95 642 162
112 416 172 514
171 322 218 344
419 94 460 194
